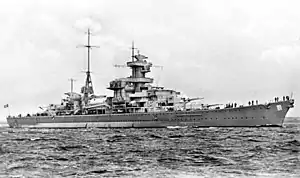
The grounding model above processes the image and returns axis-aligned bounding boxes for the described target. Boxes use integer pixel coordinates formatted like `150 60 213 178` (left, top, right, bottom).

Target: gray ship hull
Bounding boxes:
6 100 294 128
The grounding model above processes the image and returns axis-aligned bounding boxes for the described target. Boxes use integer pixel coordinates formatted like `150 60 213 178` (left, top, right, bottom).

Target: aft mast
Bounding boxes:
79 28 100 105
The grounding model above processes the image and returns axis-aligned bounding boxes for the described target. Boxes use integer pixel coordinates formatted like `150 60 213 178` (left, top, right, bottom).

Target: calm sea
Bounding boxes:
0 118 299 178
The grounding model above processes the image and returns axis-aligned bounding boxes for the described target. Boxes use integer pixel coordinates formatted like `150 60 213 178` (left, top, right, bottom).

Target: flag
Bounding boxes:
4 104 9 108
134 54 148 60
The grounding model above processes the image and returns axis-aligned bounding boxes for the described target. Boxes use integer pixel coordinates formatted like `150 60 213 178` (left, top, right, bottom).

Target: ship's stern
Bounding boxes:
6 116 17 128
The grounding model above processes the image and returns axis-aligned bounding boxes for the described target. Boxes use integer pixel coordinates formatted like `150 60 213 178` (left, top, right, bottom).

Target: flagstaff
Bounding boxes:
4 104 10 117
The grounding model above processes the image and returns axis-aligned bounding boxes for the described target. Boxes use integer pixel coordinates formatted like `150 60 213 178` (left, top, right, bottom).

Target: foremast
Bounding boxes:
80 29 100 106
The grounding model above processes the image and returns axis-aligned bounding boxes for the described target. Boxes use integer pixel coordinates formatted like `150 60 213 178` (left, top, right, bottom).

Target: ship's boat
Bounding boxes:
6 30 295 128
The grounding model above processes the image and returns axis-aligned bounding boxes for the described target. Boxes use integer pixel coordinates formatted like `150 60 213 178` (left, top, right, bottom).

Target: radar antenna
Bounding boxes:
77 28 100 105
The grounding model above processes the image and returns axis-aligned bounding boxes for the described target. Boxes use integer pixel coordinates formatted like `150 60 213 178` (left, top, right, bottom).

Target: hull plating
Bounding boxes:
7 101 292 128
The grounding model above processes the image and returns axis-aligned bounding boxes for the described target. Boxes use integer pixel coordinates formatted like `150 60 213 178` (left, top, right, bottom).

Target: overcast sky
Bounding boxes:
1 0 299 121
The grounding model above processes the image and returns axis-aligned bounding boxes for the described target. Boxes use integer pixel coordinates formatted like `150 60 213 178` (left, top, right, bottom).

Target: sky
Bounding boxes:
0 0 300 122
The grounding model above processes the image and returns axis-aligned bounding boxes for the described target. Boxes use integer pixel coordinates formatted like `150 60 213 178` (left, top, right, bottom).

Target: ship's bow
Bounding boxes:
270 99 295 126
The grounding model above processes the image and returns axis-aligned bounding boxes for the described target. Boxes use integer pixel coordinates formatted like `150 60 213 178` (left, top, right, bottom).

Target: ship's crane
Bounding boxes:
68 78 76 93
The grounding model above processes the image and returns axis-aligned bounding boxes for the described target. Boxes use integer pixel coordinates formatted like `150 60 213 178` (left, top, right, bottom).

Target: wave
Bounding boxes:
1 123 299 178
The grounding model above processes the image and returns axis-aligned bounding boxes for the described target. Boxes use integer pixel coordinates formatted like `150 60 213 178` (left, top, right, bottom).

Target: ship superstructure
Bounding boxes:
6 30 295 128
107 42 183 114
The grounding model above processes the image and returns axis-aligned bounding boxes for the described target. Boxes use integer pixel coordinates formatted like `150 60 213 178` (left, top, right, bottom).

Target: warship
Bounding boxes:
6 30 295 128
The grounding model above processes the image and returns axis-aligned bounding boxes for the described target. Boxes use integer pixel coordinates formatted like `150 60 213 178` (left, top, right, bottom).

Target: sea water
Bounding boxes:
0 118 299 178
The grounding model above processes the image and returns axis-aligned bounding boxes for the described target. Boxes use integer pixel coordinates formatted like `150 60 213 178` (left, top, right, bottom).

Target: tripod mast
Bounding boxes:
78 28 100 105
